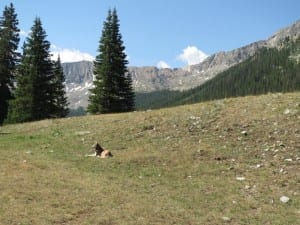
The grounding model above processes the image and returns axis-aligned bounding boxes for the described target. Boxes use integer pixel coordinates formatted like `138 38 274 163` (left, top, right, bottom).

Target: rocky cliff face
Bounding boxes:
129 66 190 91
63 61 93 109
267 19 300 47
64 61 93 84
63 20 300 109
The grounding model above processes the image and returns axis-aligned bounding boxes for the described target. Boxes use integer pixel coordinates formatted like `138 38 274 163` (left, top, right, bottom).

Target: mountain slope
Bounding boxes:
1 92 299 225
63 61 93 109
141 38 300 109
63 20 300 109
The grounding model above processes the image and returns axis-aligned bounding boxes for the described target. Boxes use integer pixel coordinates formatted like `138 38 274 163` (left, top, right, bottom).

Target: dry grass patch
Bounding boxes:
0 92 299 225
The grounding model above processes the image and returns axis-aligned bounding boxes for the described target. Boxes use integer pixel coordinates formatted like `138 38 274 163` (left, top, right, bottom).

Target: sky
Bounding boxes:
1 0 299 68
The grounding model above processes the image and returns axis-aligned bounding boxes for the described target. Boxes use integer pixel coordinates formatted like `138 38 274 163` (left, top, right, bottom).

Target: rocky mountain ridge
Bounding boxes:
63 20 300 108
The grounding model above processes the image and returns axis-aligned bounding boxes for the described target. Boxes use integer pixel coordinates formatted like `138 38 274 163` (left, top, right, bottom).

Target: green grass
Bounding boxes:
0 92 299 225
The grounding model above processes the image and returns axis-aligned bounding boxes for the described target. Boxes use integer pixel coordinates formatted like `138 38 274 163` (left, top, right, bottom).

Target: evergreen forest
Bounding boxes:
0 4 133 124
135 38 300 110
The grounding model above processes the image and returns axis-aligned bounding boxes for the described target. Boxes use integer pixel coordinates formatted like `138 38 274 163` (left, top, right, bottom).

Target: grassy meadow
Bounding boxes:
0 92 299 225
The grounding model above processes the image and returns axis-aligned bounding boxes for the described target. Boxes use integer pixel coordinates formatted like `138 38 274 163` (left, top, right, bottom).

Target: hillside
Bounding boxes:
0 92 299 225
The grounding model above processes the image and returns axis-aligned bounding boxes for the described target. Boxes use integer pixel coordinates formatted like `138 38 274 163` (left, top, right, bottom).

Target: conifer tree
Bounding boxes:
88 8 134 114
6 17 55 123
0 3 20 125
53 56 69 117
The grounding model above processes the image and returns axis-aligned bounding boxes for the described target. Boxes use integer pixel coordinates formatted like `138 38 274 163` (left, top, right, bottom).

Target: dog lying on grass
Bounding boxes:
85 142 113 158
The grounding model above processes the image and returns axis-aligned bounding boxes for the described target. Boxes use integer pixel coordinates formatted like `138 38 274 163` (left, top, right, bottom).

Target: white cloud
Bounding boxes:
156 60 170 69
177 46 208 66
20 30 29 37
51 45 94 63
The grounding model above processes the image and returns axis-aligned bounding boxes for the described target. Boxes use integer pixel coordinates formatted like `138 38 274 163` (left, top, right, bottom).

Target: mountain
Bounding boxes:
142 37 300 109
63 61 93 109
63 20 300 109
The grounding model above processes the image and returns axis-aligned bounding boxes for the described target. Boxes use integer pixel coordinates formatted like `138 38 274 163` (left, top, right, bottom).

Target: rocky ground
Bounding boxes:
0 92 299 224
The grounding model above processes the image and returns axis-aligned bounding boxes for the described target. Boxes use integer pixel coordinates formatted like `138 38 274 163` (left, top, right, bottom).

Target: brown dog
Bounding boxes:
93 142 113 158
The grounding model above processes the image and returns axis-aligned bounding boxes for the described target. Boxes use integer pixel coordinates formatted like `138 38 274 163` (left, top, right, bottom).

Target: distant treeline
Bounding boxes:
68 107 87 117
135 90 182 110
135 38 300 110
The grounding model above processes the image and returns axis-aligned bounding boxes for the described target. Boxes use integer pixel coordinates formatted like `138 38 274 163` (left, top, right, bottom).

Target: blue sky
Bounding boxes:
1 0 299 68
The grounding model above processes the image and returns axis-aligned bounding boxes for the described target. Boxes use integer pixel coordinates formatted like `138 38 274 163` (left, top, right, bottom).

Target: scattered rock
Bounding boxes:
221 216 231 222
280 196 290 203
189 116 201 120
241 130 248 136
245 185 251 190
284 158 293 162
279 168 284 173
75 131 91 135
277 141 285 147
236 176 245 181
256 164 263 168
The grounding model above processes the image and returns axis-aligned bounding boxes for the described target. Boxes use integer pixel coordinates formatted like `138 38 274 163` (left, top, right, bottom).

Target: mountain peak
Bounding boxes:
266 20 300 47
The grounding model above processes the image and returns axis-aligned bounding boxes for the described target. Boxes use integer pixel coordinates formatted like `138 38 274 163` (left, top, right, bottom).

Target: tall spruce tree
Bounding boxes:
0 3 20 125
88 8 134 114
6 17 55 123
53 56 69 117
